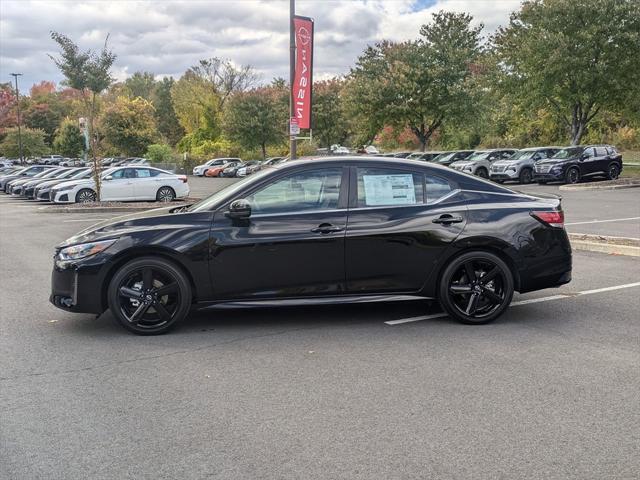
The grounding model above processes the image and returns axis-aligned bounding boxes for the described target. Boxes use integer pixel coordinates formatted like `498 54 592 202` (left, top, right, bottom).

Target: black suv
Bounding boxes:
533 145 623 184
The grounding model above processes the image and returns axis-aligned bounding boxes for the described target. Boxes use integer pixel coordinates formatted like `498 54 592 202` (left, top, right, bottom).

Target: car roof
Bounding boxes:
274 155 458 175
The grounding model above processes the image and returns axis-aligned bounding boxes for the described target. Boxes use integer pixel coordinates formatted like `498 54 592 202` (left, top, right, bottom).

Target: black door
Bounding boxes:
579 147 598 175
593 146 609 174
345 166 467 294
209 167 349 300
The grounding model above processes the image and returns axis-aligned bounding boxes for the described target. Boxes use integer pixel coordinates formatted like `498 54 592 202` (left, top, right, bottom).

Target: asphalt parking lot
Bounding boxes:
1 182 639 479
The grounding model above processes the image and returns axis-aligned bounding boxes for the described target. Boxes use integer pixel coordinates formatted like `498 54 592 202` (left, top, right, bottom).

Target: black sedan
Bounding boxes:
51 157 572 335
534 145 622 184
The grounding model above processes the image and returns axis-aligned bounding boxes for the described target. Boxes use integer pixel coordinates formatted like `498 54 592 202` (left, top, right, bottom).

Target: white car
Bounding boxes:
50 166 189 203
192 157 240 176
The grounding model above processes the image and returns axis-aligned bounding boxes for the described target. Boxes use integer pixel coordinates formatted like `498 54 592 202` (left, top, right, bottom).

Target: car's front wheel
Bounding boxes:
108 257 192 335
565 167 580 184
438 251 514 324
75 188 96 203
475 168 488 178
519 168 533 184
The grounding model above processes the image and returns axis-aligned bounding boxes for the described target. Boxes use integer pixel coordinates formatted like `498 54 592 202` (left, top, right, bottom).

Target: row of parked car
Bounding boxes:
192 157 287 178
0 164 189 203
377 144 623 184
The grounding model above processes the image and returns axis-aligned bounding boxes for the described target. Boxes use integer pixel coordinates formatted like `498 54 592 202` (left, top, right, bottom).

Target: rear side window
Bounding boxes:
135 168 160 178
356 168 424 207
595 147 607 156
426 176 454 204
583 148 596 157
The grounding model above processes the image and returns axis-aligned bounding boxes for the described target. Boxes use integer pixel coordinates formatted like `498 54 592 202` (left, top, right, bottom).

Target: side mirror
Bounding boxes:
226 198 251 219
104 175 113 181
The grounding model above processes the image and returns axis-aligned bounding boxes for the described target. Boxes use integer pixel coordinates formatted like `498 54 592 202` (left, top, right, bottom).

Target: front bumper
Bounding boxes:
51 191 72 203
50 256 106 314
533 170 564 182
490 168 519 180
36 189 51 201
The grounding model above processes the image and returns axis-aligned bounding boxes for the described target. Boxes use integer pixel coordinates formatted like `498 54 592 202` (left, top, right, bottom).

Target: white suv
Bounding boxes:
450 149 516 178
51 166 190 203
490 147 562 184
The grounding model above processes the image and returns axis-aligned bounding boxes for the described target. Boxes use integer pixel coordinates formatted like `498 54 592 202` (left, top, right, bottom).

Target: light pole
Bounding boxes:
289 0 297 160
10 73 24 164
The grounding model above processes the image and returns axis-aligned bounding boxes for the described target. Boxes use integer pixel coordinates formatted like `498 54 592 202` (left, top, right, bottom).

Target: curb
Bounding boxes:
560 182 640 191
40 206 157 213
568 233 640 257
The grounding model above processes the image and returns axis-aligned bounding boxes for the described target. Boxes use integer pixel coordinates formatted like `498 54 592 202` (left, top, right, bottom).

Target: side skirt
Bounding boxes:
195 294 434 310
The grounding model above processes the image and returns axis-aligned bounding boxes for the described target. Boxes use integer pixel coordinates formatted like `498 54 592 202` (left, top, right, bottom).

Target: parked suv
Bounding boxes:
533 145 622 184
40 155 64 165
450 149 516 178
432 150 474 167
490 147 561 184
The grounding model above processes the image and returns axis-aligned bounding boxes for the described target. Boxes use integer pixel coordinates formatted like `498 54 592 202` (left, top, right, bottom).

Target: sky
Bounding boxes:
0 0 521 93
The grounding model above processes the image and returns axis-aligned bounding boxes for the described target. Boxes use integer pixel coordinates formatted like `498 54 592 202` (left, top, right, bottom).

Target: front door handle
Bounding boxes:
311 223 344 234
432 214 464 225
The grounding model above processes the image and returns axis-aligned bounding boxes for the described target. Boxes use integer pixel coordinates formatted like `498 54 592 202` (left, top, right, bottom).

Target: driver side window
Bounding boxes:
245 168 343 215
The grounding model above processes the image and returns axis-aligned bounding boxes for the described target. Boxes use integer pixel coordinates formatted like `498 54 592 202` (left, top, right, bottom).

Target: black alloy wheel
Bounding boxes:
476 168 488 178
565 167 580 184
108 257 192 335
76 189 97 203
607 164 620 180
519 168 533 184
438 251 514 324
156 186 176 202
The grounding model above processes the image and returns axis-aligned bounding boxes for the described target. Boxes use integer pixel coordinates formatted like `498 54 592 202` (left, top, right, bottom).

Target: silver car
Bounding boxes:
490 147 562 184
449 149 517 178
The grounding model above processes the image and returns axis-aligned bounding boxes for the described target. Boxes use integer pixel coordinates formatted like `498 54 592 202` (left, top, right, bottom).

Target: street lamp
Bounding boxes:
10 73 24 164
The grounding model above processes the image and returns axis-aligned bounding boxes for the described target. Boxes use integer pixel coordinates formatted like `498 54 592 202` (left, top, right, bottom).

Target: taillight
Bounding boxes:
179 175 188 183
531 211 564 228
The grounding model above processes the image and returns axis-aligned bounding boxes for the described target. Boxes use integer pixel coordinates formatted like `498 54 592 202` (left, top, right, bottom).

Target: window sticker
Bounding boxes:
362 174 416 206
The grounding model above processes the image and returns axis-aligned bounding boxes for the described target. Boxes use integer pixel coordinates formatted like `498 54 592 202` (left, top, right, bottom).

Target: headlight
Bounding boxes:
55 184 78 193
507 166 517 171
58 239 116 261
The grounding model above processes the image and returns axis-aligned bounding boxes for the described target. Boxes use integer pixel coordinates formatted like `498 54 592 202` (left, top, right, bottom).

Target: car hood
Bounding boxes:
59 205 192 247
36 178 73 189
450 160 475 167
53 178 94 190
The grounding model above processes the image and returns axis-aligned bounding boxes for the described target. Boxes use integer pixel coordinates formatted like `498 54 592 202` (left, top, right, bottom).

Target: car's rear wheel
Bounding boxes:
565 167 580 184
519 168 533 184
76 188 96 203
476 168 488 178
108 257 192 335
438 251 514 324
156 186 175 202
607 163 620 180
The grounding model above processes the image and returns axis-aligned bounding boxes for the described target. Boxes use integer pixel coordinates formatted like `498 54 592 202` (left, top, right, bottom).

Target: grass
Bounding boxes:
622 164 640 179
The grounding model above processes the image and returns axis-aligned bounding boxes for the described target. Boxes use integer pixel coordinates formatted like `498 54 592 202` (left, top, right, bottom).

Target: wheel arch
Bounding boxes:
100 246 197 311
427 240 522 299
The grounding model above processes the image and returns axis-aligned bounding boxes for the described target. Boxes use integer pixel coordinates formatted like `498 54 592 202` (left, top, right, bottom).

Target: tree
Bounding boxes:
145 143 174 163
124 71 156 100
313 79 349 148
152 77 184 146
0 127 48 158
493 0 640 145
49 32 116 199
54 119 84 157
101 96 157 156
346 12 482 151
189 58 258 106
223 88 287 159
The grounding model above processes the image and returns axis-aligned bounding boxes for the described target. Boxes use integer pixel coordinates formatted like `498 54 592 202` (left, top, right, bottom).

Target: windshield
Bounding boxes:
509 150 536 160
50 169 73 178
465 151 490 161
189 167 274 212
407 153 423 160
434 152 455 163
554 147 584 159
33 169 57 178
69 169 92 179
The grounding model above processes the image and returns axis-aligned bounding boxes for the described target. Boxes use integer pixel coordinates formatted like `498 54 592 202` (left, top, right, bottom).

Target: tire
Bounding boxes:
565 167 580 184
476 168 488 179
156 186 176 202
108 257 192 335
537 181 547 185
75 188 96 203
607 163 620 180
494 179 504 184
519 168 533 184
438 251 514 325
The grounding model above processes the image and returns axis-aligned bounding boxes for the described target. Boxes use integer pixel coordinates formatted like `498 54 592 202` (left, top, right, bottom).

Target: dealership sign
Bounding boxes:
292 15 314 130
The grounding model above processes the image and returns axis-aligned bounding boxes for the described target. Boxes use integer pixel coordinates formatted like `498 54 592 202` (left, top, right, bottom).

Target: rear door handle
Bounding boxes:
432 214 464 225
311 223 344 234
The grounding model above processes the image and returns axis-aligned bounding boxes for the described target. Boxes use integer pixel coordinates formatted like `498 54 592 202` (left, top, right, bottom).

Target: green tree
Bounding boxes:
493 0 640 145
124 71 156 100
313 79 349 148
223 87 287 159
152 77 184 146
346 12 482 150
145 143 174 163
100 96 158 156
53 119 85 157
170 70 221 139
49 32 116 199
0 127 48 158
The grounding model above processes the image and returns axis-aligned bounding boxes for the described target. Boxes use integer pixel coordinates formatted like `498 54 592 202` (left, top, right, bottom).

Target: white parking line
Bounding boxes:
566 217 640 225
385 282 640 325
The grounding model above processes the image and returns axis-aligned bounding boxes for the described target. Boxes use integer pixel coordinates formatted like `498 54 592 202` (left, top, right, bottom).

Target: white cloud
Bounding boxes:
0 0 520 92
